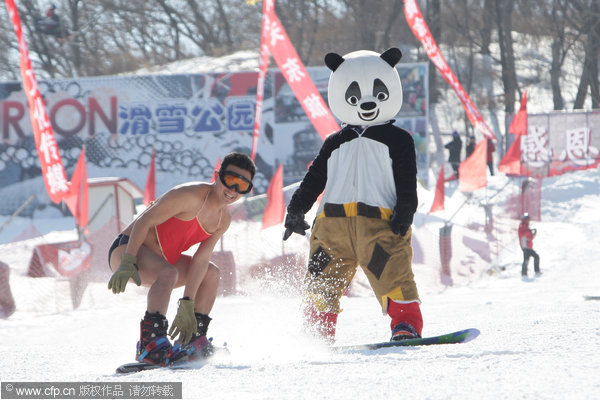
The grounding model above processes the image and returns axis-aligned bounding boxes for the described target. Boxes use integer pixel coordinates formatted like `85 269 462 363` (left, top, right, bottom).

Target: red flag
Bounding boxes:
143 148 156 206
498 136 522 175
6 0 69 203
428 166 445 214
210 157 221 183
262 164 284 229
508 91 528 136
459 140 487 192
63 148 88 230
499 92 527 175
251 2 339 158
404 0 495 140
268 13 339 141
251 0 273 160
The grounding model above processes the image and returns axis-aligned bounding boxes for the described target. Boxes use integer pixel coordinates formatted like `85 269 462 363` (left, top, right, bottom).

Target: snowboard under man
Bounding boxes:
283 48 423 342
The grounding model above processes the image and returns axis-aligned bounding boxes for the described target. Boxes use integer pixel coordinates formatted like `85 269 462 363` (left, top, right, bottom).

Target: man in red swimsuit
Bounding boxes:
108 152 255 365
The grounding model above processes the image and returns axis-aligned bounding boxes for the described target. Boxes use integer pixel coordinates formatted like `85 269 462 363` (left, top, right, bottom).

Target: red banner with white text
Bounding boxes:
5 0 69 203
404 0 495 141
251 0 274 160
253 0 339 154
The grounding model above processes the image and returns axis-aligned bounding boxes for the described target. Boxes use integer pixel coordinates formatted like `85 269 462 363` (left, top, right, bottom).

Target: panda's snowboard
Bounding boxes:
332 328 480 352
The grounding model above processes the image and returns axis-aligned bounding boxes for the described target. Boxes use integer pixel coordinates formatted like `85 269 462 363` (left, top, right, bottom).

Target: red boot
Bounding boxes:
303 304 338 343
387 299 423 340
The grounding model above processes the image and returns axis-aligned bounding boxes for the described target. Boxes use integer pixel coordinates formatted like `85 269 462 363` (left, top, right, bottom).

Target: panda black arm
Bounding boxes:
287 132 337 215
389 128 418 225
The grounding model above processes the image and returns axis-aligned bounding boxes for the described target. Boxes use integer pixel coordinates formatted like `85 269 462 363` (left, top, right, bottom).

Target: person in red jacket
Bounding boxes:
518 213 541 277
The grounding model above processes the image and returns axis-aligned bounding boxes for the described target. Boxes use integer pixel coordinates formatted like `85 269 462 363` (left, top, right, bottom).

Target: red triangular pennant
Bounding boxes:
508 91 528 136
262 164 284 229
428 166 445 214
64 147 88 229
498 136 523 176
459 140 487 192
500 92 527 176
143 148 156 206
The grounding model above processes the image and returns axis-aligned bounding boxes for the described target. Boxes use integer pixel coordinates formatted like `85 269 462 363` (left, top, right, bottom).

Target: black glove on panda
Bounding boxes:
283 211 310 240
389 210 410 237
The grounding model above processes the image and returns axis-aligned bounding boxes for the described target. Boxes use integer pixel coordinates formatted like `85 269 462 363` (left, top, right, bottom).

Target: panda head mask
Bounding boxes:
325 48 403 127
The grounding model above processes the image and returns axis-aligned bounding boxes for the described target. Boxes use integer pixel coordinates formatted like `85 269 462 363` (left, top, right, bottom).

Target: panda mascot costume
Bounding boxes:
283 48 422 342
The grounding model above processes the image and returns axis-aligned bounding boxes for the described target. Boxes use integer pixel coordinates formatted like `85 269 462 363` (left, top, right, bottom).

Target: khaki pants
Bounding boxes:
304 215 419 314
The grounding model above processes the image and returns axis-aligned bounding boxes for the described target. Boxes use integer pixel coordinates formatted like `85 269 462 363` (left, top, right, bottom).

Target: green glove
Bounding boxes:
107 253 141 294
168 298 198 344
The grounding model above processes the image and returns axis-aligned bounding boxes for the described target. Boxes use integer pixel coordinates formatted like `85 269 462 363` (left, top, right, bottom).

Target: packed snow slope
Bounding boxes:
0 168 599 400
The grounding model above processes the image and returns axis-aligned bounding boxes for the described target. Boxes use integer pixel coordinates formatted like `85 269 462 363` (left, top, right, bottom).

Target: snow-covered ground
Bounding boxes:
1 167 599 400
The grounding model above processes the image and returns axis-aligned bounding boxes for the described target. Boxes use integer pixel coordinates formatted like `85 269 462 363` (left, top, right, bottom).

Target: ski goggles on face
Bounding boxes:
219 169 253 194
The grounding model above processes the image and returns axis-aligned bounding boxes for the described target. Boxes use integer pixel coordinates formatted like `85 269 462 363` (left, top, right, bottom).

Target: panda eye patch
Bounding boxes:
373 79 389 101
345 81 361 106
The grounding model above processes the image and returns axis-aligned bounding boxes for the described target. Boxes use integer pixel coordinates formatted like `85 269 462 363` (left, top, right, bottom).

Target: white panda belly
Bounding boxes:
321 137 396 210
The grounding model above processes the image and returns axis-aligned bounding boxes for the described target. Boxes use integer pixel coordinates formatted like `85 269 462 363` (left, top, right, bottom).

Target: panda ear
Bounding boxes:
380 48 402 67
325 53 345 72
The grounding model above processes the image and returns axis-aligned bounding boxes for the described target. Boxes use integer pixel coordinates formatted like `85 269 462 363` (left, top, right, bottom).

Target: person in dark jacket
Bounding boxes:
444 131 462 178
35 4 74 41
465 134 476 158
487 138 496 175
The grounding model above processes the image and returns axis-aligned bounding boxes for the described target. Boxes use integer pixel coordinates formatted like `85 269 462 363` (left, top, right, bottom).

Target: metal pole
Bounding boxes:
445 193 471 225
78 193 113 241
0 194 36 235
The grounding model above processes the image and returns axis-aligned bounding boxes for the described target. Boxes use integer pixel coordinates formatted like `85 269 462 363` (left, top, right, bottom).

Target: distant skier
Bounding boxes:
444 131 462 178
465 134 476 158
487 138 496 175
35 4 74 41
518 213 541 277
